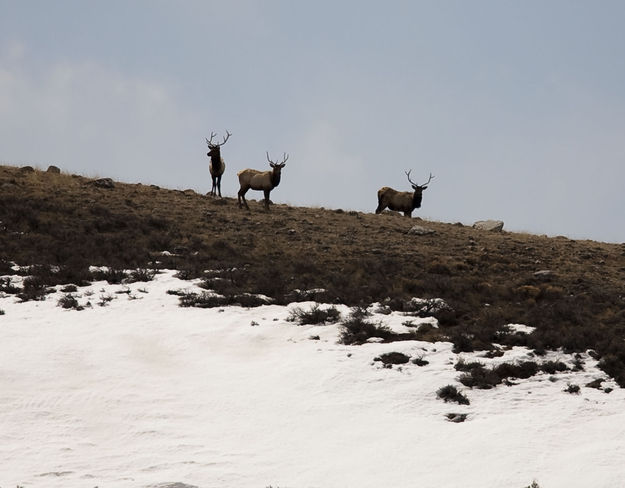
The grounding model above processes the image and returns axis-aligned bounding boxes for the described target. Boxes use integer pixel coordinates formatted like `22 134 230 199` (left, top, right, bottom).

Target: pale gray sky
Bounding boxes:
2 1 624 242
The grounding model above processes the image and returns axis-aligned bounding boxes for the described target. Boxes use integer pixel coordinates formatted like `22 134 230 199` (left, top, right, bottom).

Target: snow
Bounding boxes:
1 270 624 488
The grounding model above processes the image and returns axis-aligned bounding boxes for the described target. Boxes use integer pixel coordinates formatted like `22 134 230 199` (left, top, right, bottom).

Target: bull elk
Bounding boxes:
237 152 288 211
205 130 231 197
375 171 434 217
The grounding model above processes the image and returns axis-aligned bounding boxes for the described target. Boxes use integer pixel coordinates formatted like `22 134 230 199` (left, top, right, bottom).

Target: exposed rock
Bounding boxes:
533 269 555 279
407 225 436 236
446 413 468 423
19 165 35 173
91 178 115 189
46 165 61 174
473 220 504 232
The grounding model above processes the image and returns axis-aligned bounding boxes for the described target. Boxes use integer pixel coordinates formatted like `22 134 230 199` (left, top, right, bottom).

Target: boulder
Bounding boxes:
407 225 436 236
91 178 115 189
473 220 504 232
46 165 61 174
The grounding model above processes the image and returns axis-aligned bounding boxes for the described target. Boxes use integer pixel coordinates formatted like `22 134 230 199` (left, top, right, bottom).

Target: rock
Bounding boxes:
446 413 468 423
46 165 61 174
91 178 115 189
19 165 35 173
473 220 504 232
407 225 436 236
533 270 555 279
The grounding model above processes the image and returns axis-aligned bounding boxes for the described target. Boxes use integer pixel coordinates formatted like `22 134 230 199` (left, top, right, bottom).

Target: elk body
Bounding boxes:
375 171 434 217
237 152 288 211
205 130 231 197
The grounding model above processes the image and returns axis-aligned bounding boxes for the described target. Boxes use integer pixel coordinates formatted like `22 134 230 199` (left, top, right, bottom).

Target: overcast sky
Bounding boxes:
2 1 624 242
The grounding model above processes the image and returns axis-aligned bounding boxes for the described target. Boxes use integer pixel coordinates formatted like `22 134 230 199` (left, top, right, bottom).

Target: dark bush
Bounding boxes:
374 352 411 365
92 268 128 284
17 276 52 302
339 314 393 345
564 383 581 394
127 268 157 283
412 356 429 366
58 294 83 310
178 291 227 308
540 360 569 374
288 304 341 325
0 277 20 294
436 385 470 405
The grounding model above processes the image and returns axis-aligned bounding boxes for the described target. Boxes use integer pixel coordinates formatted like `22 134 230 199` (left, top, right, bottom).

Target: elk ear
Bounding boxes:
421 185 428 190
269 162 276 168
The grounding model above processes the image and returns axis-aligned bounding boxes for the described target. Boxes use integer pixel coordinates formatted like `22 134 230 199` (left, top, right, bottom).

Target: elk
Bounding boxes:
237 152 288 211
205 130 231 197
375 171 434 217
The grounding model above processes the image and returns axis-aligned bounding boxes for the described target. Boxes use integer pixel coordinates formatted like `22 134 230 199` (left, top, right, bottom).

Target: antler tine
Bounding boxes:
220 130 231 146
206 131 218 147
281 152 289 164
405 169 417 186
421 173 434 186
266 151 274 164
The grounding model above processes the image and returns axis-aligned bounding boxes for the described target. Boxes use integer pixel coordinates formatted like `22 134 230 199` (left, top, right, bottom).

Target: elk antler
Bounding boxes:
206 131 218 147
405 169 417 186
406 170 434 188
206 130 231 148
420 173 434 187
267 152 289 165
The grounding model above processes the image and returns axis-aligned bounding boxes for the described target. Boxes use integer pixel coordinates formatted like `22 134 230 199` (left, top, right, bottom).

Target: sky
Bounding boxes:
1 1 625 242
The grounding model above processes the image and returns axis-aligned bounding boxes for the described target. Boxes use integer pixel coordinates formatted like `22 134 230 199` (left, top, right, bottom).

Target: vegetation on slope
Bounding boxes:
2 165 625 385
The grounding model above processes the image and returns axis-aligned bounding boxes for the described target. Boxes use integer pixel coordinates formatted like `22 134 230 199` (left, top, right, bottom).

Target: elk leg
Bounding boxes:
238 187 250 210
217 175 222 198
263 190 271 210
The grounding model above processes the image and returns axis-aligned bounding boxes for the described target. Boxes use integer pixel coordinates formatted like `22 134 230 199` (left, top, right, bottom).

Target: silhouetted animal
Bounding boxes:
375 171 434 217
237 152 288 211
205 130 231 197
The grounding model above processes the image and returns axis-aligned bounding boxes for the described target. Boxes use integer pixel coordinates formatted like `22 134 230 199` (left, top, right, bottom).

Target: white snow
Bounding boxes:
1 270 624 488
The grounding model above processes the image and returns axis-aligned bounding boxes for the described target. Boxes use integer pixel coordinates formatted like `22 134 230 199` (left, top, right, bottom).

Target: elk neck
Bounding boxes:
208 148 222 168
271 168 282 187
412 189 423 209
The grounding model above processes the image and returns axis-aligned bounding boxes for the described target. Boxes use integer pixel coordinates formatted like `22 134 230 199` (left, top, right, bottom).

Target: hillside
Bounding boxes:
2 164 625 385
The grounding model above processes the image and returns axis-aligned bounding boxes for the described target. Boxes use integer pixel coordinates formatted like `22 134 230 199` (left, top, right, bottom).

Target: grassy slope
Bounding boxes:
2 164 625 383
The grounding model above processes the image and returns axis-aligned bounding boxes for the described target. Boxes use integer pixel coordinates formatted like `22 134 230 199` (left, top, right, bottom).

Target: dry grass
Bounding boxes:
2 164 625 384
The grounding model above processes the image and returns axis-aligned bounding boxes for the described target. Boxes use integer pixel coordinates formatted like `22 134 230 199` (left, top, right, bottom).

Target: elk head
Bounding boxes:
405 170 434 208
205 130 231 158
267 151 288 169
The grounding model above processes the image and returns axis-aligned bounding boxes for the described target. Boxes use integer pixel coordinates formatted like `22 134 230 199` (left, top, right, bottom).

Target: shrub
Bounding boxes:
412 356 429 366
540 360 569 374
436 385 470 405
127 268 157 283
92 268 128 284
178 291 227 308
525 482 541 488
58 294 83 310
0 277 20 294
457 360 547 389
339 313 393 345
564 383 581 394
288 304 341 325
17 276 52 302
374 352 411 365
